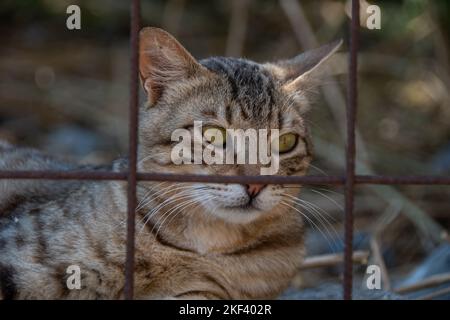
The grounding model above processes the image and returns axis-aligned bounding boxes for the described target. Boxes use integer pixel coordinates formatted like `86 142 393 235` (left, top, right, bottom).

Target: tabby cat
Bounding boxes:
0 27 341 299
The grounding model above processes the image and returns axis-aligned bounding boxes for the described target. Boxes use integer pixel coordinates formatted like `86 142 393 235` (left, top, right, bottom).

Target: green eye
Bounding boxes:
203 126 227 146
277 133 298 153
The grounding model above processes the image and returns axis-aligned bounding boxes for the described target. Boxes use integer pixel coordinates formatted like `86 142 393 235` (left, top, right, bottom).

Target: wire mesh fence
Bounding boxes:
0 0 449 300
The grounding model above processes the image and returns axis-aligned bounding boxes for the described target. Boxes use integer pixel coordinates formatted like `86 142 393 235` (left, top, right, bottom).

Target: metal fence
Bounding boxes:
0 0 449 300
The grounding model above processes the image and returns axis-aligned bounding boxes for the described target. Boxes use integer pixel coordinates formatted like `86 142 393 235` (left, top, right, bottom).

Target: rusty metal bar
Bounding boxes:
124 0 140 300
343 0 359 300
137 173 345 185
1 170 341 184
0 0 448 302
355 175 450 185
1 170 449 185
0 170 127 180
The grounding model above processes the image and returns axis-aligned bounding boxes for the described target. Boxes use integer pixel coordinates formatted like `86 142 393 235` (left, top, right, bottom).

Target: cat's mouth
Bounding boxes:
223 202 258 211
202 194 276 224
222 196 262 212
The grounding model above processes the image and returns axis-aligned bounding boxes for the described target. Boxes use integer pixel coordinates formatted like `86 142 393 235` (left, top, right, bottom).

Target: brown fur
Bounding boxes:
0 28 341 299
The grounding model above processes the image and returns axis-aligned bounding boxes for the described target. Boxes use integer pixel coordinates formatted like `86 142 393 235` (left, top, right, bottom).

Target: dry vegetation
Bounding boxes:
0 0 449 299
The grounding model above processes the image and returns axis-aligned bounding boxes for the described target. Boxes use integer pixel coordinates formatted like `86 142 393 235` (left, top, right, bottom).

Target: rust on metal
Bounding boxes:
1 171 449 185
124 0 141 300
0 0 448 302
343 0 360 300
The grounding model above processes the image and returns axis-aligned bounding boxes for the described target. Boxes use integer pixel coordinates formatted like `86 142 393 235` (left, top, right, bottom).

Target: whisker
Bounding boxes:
284 193 338 223
280 200 337 252
150 197 196 236
310 188 344 211
308 163 328 176
148 196 212 252
152 194 214 242
282 196 340 252
139 185 210 233
311 186 343 197
136 182 168 210
284 201 339 250
137 183 193 212
139 190 198 235
112 184 191 230
284 197 341 249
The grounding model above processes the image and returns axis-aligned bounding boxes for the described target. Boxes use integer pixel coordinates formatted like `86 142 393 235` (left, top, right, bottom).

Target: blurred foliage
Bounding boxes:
0 0 448 168
0 0 449 291
0 0 448 171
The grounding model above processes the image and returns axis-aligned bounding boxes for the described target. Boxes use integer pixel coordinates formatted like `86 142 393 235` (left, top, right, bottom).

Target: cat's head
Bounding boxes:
137 27 341 224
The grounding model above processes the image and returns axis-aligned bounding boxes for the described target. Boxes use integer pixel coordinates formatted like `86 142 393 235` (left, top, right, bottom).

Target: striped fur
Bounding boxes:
0 28 341 299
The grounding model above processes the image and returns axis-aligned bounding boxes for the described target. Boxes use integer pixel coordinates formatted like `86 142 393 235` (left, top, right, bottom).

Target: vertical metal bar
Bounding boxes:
343 0 359 300
124 0 140 300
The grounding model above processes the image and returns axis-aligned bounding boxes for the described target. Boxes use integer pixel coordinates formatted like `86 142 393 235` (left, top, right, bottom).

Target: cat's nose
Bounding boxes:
246 184 266 198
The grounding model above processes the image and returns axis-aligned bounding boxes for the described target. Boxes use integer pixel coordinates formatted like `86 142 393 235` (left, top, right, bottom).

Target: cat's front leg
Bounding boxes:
156 292 221 300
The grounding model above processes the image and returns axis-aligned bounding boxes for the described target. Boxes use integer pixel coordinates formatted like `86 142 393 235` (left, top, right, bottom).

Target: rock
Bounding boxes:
398 244 450 300
280 283 404 300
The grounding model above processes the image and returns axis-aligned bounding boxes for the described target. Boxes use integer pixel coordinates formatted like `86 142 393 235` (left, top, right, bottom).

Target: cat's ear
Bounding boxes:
268 39 342 96
139 27 205 105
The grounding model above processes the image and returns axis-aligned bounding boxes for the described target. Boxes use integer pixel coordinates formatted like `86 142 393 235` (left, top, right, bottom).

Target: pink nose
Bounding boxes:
246 184 266 198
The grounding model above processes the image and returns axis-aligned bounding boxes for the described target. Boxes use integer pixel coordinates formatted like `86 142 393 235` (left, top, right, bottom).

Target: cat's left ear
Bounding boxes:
267 39 342 96
139 27 207 106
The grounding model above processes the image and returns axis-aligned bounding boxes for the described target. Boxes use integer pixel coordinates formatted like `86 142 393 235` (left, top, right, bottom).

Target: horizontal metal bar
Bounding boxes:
355 175 450 185
1 170 449 185
137 173 345 184
0 170 128 180
0 170 344 184
0 170 450 185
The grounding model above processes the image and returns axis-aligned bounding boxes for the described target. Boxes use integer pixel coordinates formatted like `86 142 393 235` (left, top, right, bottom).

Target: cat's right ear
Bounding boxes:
270 40 342 84
266 40 342 110
139 27 205 106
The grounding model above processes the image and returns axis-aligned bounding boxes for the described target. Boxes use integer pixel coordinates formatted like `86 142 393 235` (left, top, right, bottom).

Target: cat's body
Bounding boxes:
0 149 303 299
0 28 341 299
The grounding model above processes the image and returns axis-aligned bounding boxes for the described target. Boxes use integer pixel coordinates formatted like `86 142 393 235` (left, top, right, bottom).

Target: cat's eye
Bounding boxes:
203 126 227 146
277 133 298 153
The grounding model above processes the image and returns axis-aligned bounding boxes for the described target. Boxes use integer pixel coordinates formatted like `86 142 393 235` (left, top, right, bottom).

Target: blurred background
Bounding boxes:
0 0 449 299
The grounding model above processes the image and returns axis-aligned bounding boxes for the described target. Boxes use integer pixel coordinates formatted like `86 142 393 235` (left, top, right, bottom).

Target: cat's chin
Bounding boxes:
206 205 268 225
